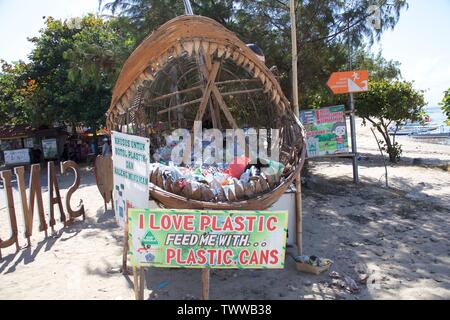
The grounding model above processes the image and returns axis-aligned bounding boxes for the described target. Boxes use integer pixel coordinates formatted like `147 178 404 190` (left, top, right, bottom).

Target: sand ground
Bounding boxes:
0 118 449 300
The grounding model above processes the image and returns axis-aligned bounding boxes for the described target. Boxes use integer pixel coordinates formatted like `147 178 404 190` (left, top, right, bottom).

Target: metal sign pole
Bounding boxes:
183 0 194 15
347 21 359 185
349 92 359 184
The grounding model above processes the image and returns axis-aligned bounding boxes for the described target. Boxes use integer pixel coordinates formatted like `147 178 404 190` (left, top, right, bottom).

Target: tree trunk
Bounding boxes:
376 125 397 163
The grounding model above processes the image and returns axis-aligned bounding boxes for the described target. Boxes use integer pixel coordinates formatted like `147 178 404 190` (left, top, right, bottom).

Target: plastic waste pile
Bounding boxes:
294 255 333 268
149 156 286 202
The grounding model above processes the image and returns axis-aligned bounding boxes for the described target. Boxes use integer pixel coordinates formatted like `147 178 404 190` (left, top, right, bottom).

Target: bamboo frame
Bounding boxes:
195 62 221 122
106 16 290 127
290 0 303 256
202 268 210 300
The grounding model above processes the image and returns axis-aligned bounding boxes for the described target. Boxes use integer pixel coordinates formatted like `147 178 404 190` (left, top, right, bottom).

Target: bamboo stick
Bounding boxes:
133 267 139 300
202 268 210 300
139 267 146 300
221 88 264 97
147 85 203 104
157 98 203 115
195 62 221 122
290 0 303 256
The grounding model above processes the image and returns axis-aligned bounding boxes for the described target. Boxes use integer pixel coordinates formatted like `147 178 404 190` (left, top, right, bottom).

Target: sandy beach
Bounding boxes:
0 118 449 300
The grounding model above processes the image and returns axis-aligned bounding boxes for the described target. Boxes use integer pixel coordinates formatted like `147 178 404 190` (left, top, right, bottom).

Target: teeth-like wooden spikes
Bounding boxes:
225 48 233 60
172 180 182 195
237 55 245 66
150 168 159 185
156 171 164 189
201 41 210 55
158 52 168 67
255 179 263 194
165 176 173 193
183 41 194 56
182 183 193 199
202 187 215 202
125 89 133 104
216 187 226 202
248 62 255 75
227 188 236 202
234 180 244 200
271 90 279 102
275 93 281 105
174 43 184 57
194 39 201 54
264 81 273 93
217 45 226 58
192 185 202 201
144 68 154 81
116 101 125 113
244 182 255 198
138 72 147 83
266 174 276 189
209 43 218 55
254 67 261 79
260 177 270 192
259 73 266 85
232 51 240 62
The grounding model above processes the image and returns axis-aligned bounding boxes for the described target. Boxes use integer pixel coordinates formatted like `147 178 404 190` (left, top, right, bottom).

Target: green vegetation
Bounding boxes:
1 0 420 148
440 89 450 122
357 80 426 162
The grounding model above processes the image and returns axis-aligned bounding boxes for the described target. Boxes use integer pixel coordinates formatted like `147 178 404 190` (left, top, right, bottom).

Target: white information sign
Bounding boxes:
112 131 150 227
4 149 30 165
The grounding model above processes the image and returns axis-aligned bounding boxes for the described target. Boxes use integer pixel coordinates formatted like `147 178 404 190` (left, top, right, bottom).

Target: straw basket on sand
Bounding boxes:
107 15 306 210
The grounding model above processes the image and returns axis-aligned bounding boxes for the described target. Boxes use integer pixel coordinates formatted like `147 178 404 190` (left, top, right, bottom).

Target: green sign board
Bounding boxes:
300 105 349 157
128 209 288 269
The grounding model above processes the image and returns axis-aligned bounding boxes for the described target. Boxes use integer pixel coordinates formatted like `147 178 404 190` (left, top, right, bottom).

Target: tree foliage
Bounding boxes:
0 0 410 132
440 89 450 122
357 80 426 162
0 61 33 125
100 0 408 107
0 15 133 130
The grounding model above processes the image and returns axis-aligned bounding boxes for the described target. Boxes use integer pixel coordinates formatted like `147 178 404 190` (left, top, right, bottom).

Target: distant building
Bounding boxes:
0 125 69 167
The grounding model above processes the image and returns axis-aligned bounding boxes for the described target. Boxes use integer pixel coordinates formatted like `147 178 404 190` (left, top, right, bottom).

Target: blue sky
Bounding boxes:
0 0 449 106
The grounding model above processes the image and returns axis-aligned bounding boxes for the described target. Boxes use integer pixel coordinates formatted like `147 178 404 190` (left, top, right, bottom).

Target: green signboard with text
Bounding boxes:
300 105 349 157
128 209 288 269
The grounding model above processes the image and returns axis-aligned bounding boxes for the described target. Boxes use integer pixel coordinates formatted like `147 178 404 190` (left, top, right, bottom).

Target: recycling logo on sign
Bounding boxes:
142 231 159 246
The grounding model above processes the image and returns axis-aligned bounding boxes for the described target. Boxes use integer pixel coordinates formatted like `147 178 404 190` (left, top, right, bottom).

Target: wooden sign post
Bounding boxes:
0 161 85 259
61 161 86 221
327 70 369 185
0 171 20 259
48 161 66 231
15 165 48 246
94 155 114 211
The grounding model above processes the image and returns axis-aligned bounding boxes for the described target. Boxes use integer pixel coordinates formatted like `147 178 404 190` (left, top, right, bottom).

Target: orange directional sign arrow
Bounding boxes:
327 70 369 94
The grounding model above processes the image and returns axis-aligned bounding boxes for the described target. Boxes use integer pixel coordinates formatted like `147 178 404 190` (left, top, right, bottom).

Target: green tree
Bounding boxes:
0 60 31 125
440 89 450 122
353 49 402 81
63 15 135 132
100 0 408 107
15 15 133 131
357 80 426 162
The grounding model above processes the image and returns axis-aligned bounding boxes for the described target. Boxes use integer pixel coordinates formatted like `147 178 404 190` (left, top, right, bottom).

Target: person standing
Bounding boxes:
102 137 112 156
